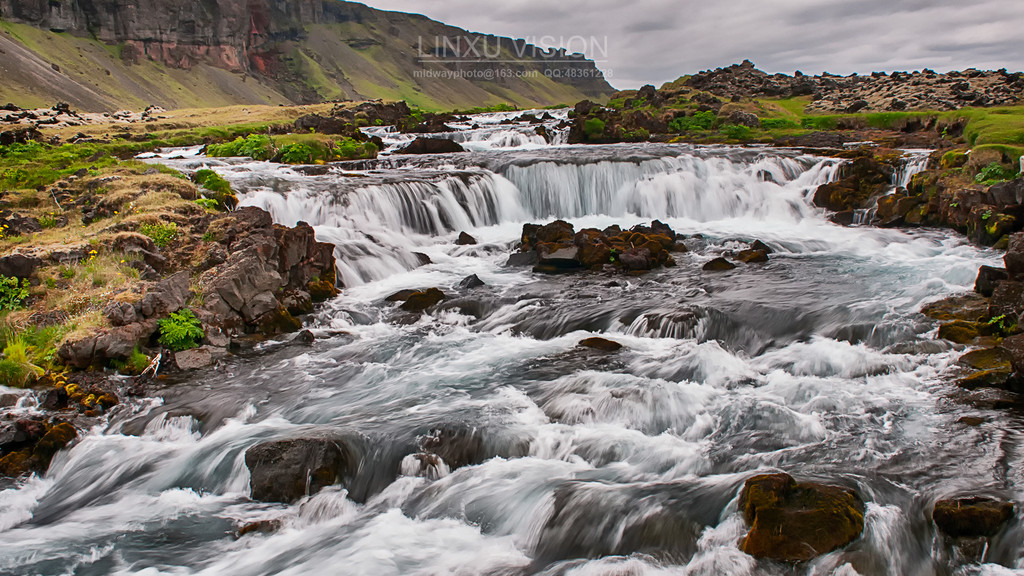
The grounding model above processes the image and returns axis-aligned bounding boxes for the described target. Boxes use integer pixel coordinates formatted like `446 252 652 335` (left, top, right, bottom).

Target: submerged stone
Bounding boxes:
245 438 351 504
703 257 737 271
400 288 446 312
578 337 624 352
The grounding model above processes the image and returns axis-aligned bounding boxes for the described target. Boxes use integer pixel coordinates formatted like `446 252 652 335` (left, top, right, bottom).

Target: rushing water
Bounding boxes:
2 112 1022 576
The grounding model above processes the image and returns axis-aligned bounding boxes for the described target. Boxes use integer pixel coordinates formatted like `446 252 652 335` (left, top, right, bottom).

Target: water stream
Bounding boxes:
1 112 1020 576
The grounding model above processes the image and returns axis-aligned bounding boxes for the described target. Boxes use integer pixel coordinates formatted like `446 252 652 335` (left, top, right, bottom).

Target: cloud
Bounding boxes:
358 0 1024 88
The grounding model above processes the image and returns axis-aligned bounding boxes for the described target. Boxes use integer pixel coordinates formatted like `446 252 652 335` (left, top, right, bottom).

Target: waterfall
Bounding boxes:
894 149 932 189
237 150 843 285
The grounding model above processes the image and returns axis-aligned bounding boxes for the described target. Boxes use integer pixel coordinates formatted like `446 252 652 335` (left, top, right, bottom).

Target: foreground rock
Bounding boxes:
245 438 353 503
739 472 866 562
933 497 1015 538
0 419 77 477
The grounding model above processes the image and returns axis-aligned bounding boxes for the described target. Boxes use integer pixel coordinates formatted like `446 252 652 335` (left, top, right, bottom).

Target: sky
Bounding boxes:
359 0 1024 89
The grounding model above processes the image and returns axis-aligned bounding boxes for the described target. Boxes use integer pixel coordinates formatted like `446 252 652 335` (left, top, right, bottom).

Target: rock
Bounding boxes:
505 252 539 267
999 334 1024 373
400 288 446 312
395 138 465 155
976 266 1009 297
750 240 774 254
281 289 314 316
385 289 420 302
458 274 485 290
0 253 42 279
93 320 159 360
103 301 139 327
537 245 582 270
703 257 737 271
291 329 315 346
456 232 477 245
737 249 769 263
236 519 283 538
989 281 1024 319
957 367 1013 391
174 346 216 370
727 110 760 128
0 393 22 407
933 498 1014 538
0 421 77 477
959 348 1013 372
245 438 352 504
418 426 485 470
812 156 894 212
618 247 653 272
140 271 190 318
939 320 981 344
294 114 352 135
578 337 623 352
739 473 865 562
1005 233 1024 277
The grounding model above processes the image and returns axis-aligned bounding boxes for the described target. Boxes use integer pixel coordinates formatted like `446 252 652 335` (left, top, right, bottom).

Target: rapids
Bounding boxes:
1 111 1021 576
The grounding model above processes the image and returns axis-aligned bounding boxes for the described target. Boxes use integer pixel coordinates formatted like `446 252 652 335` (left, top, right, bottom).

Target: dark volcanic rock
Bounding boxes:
396 138 465 155
578 337 623 352
703 257 736 271
400 288 446 312
245 438 352 504
739 472 866 562
976 266 1009 297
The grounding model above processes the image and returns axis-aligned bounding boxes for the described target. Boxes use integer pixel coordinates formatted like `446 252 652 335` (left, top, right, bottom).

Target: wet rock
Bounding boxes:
245 438 352 504
578 337 623 352
0 393 22 408
618 247 653 272
174 346 224 370
957 367 1013 391
999 334 1024 373
0 253 42 280
385 289 420 302
922 294 990 322
958 416 986 426
505 252 539 267
418 426 485 470
458 274 485 290
703 257 737 271
0 421 77 477
400 288 446 312
736 249 770 263
739 472 865 562
1004 233 1024 278
456 231 478 245
395 137 465 155
750 240 774 254
280 289 313 316
291 329 315 346
989 281 1024 319
812 155 894 212
975 266 1009 297
235 519 283 538
959 348 1013 371
933 497 1014 538
938 320 981 344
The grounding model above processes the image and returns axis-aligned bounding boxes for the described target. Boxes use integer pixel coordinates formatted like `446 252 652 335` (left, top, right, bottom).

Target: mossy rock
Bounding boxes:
933 497 1014 538
257 306 301 336
957 368 1013 390
737 249 769 263
938 320 982 344
739 472 865 562
0 421 77 477
307 279 338 303
958 348 1013 372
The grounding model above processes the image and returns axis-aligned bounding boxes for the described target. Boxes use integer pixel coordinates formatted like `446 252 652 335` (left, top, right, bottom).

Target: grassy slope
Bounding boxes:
0 16 605 112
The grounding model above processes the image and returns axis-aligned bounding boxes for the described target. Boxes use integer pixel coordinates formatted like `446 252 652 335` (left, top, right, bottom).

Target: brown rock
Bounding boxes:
400 288 446 312
245 438 352 504
933 498 1014 538
703 257 737 271
739 473 865 562
578 337 624 352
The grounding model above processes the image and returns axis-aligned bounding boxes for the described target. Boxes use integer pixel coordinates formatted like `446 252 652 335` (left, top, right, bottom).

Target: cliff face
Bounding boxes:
0 0 614 110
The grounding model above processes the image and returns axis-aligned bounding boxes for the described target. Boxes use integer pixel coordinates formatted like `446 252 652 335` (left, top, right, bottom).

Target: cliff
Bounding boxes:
0 0 614 111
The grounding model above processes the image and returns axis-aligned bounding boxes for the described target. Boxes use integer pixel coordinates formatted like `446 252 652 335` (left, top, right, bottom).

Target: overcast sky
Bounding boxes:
360 0 1024 89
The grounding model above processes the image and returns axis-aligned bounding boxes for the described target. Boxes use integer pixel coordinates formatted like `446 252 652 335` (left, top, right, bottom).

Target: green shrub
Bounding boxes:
0 323 67 387
157 309 205 352
279 143 316 164
194 198 219 211
335 139 378 160
722 124 754 140
669 110 716 132
975 162 1018 184
111 347 151 375
139 222 178 248
0 276 29 310
206 134 275 160
801 116 839 130
583 118 606 139
760 118 799 130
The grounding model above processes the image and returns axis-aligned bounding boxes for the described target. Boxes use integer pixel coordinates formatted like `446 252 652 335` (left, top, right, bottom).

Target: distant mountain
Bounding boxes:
0 0 614 111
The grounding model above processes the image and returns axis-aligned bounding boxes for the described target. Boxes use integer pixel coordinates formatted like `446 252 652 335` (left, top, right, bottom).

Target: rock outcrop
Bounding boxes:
511 220 681 274
245 437 353 503
933 497 1015 538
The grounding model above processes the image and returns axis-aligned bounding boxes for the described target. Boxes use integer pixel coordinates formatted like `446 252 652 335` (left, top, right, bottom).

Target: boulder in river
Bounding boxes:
395 137 465 155
400 288 446 312
456 232 478 245
703 257 737 271
245 438 352 503
975 265 1009 297
739 472 866 562
578 337 624 352
933 497 1014 538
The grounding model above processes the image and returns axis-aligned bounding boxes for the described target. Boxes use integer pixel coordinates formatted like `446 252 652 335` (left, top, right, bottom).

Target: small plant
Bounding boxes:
38 213 60 228
988 314 1018 336
279 143 316 164
157 309 205 352
193 169 238 210
669 110 716 133
195 198 219 211
206 134 275 160
111 347 151 375
139 222 178 248
0 275 30 310
722 124 754 140
975 162 1017 184
982 209 993 221
760 118 799 130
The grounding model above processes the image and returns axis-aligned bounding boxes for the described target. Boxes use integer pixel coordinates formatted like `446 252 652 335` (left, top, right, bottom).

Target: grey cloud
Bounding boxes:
361 0 1024 88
